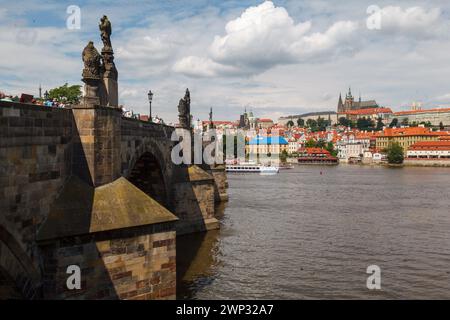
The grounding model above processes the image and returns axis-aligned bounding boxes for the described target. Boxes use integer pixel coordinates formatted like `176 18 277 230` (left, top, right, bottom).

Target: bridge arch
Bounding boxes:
128 152 168 206
124 138 175 208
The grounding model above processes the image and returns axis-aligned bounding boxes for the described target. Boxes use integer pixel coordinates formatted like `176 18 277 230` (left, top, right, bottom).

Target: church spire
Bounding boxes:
338 92 344 112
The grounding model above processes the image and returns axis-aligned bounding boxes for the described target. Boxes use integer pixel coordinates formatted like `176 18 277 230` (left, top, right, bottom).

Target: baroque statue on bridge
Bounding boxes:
99 15 112 51
178 88 191 129
82 41 102 80
99 15 118 106
81 41 103 107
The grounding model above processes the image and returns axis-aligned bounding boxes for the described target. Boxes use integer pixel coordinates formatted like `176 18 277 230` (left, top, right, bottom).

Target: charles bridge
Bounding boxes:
0 16 227 300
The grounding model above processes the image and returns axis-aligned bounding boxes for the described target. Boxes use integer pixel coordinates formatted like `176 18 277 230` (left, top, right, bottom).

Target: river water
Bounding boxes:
177 165 450 299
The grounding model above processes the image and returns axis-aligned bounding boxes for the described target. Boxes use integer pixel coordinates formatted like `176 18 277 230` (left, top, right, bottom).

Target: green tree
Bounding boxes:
376 117 384 131
48 83 82 103
317 117 329 131
325 141 337 157
338 117 351 127
306 119 318 131
440 122 445 130
297 118 305 127
386 142 404 164
286 120 295 127
280 149 288 163
389 118 398 128
401 117 409 126
357 117 375 131
305 139 316 148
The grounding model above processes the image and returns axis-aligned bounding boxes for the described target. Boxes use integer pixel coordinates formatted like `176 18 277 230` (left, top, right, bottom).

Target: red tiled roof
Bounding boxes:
258 118 274 122
379 127 442 137
202 120 234 125
408 141 450 151
343 107 392 116
298 147 331 155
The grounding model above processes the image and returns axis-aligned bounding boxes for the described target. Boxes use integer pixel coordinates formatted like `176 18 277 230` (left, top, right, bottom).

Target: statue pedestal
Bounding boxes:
80 78 101 108
81 96 100 108
104 77 118 107
102 48 119 108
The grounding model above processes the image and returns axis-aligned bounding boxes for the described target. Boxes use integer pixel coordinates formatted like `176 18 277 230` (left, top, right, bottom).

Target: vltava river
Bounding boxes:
177 165 450 299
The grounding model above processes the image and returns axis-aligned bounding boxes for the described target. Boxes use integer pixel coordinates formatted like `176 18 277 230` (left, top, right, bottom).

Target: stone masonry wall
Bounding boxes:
0 102 73 272
173 167 218 235
71 106 122 186
404 159 450 167
39 223 176 300
204 164 229 203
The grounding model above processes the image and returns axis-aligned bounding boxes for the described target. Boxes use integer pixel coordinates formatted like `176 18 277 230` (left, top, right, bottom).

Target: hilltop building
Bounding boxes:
337 88 379 113
388 107 450 127
340 107 393 122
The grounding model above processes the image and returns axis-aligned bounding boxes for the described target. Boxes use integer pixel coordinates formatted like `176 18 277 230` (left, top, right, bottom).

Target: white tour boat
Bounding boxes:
225 162 279 173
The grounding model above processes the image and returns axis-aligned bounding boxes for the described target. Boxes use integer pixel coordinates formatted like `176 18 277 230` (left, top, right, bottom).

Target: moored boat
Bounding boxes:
225 163 279 173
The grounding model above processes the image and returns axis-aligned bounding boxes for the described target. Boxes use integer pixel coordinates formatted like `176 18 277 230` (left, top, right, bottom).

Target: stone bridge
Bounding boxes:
0 100 227 299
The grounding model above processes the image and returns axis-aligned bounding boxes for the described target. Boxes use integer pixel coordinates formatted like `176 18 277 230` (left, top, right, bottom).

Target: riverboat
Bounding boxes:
225 163 279 173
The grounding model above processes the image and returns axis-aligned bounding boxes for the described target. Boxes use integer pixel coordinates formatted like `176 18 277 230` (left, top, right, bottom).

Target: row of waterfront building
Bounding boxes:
196 88 450 166
196 117 450 165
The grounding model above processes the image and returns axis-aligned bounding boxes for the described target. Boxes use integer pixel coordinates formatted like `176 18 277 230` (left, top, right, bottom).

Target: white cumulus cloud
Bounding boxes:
174 1 359 77
173 56 245 78
369 6 445 38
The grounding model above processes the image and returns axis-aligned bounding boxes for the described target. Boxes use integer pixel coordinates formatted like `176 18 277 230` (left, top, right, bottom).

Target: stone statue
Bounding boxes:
82 41 102 80
98 15 118 107
99 15 112 50
81 41 102 107
178 88 191 129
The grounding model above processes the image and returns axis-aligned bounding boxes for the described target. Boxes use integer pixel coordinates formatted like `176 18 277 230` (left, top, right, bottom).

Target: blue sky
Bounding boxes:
1 0 450 123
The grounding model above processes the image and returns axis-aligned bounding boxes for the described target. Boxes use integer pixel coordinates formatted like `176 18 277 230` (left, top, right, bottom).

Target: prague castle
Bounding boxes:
337 87 379 113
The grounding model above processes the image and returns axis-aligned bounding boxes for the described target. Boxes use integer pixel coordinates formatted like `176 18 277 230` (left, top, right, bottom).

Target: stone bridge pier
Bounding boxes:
0 101 227 300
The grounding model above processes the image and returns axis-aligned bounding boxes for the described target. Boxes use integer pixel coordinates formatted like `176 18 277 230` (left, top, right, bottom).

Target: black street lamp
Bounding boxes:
147 90 153 122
